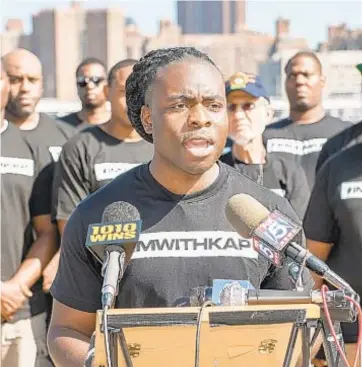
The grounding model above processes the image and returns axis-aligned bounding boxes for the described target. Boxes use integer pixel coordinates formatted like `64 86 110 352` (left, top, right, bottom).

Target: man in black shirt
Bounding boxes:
221 71 309 218
316 63 362 172
2 49 75 295
47 59 153 290
48 47 312 366
1 63 56 366
304 139 362 365
264 51 350 189
59 58 110 129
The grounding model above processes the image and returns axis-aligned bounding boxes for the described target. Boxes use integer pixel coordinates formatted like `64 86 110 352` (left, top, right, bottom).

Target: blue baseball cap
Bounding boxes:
225 72 270 102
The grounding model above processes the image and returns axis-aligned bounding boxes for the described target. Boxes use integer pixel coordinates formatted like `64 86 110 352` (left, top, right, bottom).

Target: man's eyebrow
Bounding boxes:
167 93 195 101
7 73 40 78
167 93 224 101
202 93 225 101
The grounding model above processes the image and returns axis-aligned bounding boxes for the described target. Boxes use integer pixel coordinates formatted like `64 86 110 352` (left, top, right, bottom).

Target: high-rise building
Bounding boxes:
83 8 126 68
31 4 126 99
177 0 245 34
32 5 85 99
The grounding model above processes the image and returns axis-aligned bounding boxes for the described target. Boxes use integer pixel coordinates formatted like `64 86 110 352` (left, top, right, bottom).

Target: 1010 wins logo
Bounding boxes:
86 221 142 245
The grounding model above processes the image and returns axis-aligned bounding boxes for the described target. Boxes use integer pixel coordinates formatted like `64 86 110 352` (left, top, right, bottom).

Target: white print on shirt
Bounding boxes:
270 189 286 197
341 182 362 200
0 157 34 176
48 146 62 162
267 138 327 156
133 231 257 259
94 162 141 181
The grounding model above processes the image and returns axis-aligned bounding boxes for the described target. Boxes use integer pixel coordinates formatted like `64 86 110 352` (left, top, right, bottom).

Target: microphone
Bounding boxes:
85 201 142 309
225 194 354 293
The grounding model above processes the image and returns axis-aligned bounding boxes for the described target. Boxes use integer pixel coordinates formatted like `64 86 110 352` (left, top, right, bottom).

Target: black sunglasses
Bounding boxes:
77 76 105 88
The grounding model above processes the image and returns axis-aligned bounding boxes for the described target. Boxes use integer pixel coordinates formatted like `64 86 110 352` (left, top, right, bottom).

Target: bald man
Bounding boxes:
1 63 56 366
264 51 350 190
2 49 76 330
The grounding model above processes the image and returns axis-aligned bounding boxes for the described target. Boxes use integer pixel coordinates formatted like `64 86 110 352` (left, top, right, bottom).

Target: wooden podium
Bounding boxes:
94 304 320 367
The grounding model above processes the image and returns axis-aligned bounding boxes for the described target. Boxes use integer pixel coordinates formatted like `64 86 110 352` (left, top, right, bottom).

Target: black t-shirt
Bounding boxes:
51 162 313 312
58 111 83 128
1 121 46 320
20 113 75 166
316 121 362 172
304 142 362 341
17 113 76 216
264 115 350 188
52 125 154 221
220 152 309 219
58 111 98 132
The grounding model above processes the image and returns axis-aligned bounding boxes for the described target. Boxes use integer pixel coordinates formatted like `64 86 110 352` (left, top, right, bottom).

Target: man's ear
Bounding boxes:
104 84 109 100
141 105 153 135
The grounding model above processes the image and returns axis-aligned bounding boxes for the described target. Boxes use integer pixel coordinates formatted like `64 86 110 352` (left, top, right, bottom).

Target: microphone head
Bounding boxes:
225 194 270 238
86 201 142 264
102 201 141 222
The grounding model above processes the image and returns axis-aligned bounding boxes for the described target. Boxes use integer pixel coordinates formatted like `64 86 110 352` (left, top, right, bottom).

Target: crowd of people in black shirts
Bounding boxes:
1 45 361 367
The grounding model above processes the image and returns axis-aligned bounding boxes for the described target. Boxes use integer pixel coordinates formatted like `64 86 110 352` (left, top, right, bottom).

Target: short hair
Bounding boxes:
107 59 137 86
284 51 323 75
126 46 221 143
76 57 106 77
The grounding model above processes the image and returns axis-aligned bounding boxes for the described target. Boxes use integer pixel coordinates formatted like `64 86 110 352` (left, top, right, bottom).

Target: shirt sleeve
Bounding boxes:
284 162 310 219
303 161 339 244
316 138 337 173
50 207 103 312
55 120 77 140
29 146 53 217
52 139 91 222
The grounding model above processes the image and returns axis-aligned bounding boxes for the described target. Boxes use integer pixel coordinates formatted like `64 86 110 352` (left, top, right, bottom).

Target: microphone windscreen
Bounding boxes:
102 201 141 222
225 194 270 238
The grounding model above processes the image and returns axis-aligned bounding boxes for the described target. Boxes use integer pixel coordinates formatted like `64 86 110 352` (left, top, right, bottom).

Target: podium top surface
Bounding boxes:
100 303 321 319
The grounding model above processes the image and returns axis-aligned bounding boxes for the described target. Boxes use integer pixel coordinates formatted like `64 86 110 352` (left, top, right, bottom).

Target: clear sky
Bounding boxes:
1 0 361 49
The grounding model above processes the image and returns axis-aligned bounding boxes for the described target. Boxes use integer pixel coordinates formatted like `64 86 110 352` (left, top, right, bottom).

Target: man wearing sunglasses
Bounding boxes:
59 58 110 129
220 72 309 218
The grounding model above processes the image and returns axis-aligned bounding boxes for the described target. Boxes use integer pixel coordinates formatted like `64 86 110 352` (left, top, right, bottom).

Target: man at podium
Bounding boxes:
47 47 313 367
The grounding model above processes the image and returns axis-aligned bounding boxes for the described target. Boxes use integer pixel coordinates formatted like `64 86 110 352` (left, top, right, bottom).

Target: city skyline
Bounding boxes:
1 0 361 49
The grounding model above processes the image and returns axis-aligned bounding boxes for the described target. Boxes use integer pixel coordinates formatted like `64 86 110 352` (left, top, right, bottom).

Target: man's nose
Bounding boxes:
85 81 96 90
188 104 211 128
233 108 247 119
295 73 307 85
20 78 31 93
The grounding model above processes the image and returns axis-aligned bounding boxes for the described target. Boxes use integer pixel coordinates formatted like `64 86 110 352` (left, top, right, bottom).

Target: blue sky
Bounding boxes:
1 0 361 49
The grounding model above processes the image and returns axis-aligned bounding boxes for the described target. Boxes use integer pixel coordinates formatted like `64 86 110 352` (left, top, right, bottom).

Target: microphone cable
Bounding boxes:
103 305 113 367
194 301 213 367
321 284 362 367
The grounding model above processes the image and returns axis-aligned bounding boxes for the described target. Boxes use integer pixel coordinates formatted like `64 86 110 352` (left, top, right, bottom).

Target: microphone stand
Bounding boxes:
101 248 133 367
243 287 355 367
287 261 357 367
